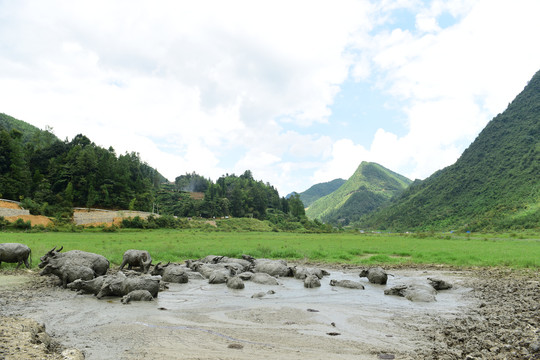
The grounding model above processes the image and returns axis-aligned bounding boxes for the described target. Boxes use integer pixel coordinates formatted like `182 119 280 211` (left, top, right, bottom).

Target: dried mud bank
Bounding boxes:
0 267 538 360
417 268 540 360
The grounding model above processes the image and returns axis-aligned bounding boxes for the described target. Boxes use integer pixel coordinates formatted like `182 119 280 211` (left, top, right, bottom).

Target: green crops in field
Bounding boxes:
1 230 539 269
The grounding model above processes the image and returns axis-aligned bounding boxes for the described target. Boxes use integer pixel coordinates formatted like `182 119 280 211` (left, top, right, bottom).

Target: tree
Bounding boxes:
288 193 305 219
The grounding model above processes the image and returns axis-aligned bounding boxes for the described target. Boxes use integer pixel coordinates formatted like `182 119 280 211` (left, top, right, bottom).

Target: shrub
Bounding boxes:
12 218 32 230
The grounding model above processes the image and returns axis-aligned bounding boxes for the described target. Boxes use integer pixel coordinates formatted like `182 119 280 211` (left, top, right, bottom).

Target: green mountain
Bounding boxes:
297 178 346 208
306 162 412 225
0 113 50 144
358 69 540 231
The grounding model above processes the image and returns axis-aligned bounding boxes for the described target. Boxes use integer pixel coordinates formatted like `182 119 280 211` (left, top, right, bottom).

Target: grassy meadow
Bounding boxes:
1 230 539 269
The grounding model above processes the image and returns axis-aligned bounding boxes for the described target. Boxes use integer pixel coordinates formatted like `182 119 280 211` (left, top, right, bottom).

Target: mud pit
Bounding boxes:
1 267 539 360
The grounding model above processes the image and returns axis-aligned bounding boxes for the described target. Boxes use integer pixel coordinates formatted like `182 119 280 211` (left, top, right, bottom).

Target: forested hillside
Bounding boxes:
297 178 346 208
0 114 314 229
358 70 540 231
306 162 411 225
0 114 164 216
156 170 305 221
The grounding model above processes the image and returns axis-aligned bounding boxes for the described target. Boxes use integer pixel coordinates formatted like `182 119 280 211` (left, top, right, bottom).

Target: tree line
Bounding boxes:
1 117 315 229
156 170 305 221
0 124 161 218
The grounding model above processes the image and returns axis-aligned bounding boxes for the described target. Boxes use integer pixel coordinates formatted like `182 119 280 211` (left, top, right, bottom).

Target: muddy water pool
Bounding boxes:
1 268 474 359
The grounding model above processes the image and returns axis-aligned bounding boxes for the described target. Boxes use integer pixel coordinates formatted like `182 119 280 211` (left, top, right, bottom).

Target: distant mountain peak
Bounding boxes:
305 162 412 225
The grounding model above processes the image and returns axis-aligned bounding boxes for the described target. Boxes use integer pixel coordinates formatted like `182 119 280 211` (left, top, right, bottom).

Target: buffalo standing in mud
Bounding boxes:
359 267 389 285
119 249 152 273
0 243 32 269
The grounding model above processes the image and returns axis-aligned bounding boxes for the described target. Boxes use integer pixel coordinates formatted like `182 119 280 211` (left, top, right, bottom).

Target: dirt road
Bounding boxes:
0 266 538 360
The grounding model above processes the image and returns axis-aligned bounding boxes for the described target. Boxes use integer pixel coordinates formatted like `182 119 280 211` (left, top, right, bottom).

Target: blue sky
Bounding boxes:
1 0 539 196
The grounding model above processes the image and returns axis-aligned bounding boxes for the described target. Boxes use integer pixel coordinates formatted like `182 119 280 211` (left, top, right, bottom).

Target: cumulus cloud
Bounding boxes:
1 0 539 196
315 0 540 187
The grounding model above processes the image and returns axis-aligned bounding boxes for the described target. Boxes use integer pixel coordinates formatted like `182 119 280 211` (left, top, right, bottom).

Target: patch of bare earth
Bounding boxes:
0 200 21 209
5 215 53 227
417 268 540 360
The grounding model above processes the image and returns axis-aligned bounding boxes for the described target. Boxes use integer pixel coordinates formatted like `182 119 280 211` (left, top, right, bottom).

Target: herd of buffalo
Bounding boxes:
0 242 453 303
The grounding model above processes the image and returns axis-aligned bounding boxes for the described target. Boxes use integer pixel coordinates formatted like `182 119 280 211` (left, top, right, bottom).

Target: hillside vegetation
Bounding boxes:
0 116 162 217
358 70 540 231
0 114 327 232
297 178 346 208
306 162 412 225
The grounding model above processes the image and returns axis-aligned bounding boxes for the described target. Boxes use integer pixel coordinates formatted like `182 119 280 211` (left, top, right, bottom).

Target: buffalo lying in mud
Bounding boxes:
67 276 106 295
121 290 154 304
39 247 109 276
304 274 321 288
187 262 236 281
151 262 189 283
292 266 330 280
251 259 292 277
226 276 245 289
119 250 152 273
0 243 32 269
250 272 280 285
96 272 160 299
428 277 453 290
384 283 437 302
329 279 365 289
198 255 252 271
40 259 95 288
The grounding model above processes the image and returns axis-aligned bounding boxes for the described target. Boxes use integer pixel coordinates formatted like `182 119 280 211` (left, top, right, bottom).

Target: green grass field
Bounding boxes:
1 230 539 269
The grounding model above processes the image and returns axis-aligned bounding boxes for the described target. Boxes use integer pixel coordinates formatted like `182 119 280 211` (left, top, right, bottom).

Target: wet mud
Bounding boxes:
1 266 539 360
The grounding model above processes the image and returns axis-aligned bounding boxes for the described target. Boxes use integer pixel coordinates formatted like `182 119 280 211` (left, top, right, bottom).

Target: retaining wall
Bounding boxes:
0 208 30 217
73 209 156 225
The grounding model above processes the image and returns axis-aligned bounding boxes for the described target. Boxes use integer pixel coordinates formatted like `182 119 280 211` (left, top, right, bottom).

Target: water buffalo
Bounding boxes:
119 250 152 273
427 277 453 290
39 259 95 288
96 272 160 299
151 262 189 283
329 279 365 289
359 267 388 285
121 290 154 304
226 276 245 289
251 290 275 299
0 243 32 269
39 247 109 276
250 272 280 285
189 262 235 279
210 256 252 271
208 267 235 284
67 276 106 295
292 266 330 280
252 259 292 277
304 274 321 288
384 283 436 302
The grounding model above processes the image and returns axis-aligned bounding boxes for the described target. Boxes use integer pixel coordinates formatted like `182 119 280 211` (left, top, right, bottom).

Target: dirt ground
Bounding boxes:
0 201 21 209
4 214 53 227
0 266 539 360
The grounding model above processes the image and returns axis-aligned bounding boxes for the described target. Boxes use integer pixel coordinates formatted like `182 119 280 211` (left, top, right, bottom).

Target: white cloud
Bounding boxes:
1 0 540 198
318 0 540 183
